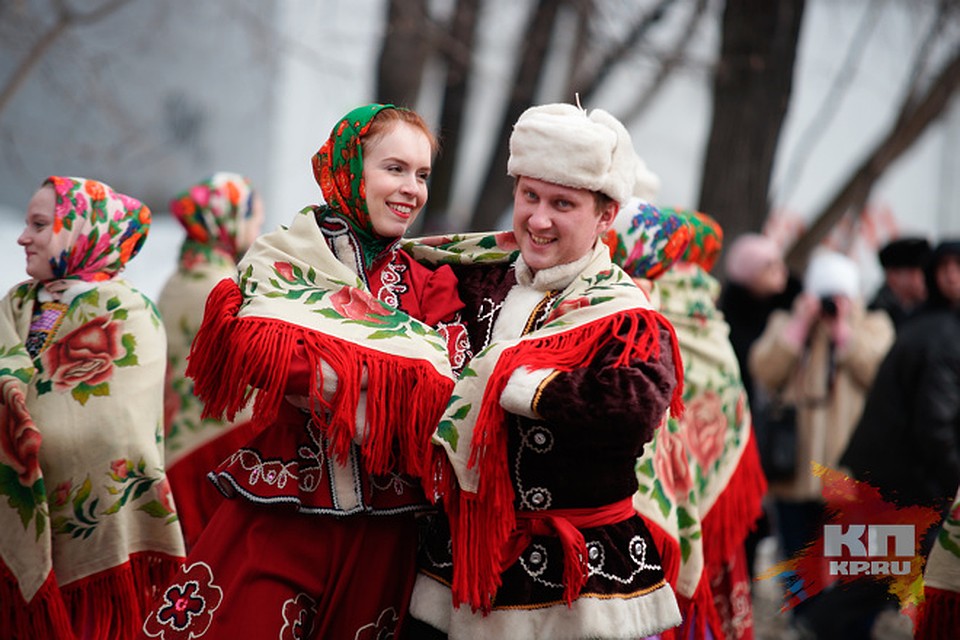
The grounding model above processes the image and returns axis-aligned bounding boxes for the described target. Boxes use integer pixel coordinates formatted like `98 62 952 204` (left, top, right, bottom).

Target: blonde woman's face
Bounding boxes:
362 122 432 238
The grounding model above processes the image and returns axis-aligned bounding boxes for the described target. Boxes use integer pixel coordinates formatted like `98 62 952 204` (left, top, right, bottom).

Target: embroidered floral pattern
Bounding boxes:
142 561 223 638
354 606 399 640
606 201 693 280
279 592 317 640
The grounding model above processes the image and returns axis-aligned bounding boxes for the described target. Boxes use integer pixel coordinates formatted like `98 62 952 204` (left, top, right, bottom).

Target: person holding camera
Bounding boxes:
747 249 894 631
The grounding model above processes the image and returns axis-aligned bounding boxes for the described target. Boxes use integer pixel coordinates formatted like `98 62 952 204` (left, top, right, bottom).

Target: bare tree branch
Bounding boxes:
562 0 592 98
785 44 960 272
774 0 883 204
0 0 137 117
420 0 481 230
621 0 710 123
573 0 676 105
469 0 563 230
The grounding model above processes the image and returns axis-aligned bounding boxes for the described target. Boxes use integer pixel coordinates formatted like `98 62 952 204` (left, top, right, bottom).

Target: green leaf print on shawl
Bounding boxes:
0 278 183 615
633 262 766 639
186 209 457 480
32 290 143 406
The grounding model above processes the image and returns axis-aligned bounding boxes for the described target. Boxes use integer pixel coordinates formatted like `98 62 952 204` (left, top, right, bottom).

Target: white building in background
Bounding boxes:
1 0 958 300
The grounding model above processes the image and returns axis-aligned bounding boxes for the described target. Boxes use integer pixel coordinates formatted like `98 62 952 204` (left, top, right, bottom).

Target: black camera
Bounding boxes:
820 295 837 317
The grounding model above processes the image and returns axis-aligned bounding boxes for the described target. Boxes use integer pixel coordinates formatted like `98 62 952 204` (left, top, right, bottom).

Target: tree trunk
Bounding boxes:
375 0 430 107
420 0 481 232
785 47 960 273
698 0 806 273
469 0 563 231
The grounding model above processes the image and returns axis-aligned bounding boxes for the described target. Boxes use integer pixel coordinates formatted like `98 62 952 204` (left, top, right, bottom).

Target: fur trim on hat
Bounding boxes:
507 103 640 206
634 157 661 202
804 249 860 299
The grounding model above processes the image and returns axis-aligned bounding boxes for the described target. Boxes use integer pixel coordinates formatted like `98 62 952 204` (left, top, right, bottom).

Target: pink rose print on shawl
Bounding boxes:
50 481 72 507
653 426 694 500
329 286 389 323
157 476 175 513
0 383 42 486
682 390 728 469
110 458 130 480
543 296 590 325
279 593 318 640
274 261 296 282
142 562 223 639
41 315 121 392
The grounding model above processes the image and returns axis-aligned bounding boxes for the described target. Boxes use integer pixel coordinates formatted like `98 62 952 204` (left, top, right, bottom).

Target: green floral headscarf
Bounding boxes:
311 103 398 268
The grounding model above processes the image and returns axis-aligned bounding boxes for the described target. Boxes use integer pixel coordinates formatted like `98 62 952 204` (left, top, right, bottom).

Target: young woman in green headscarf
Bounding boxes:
140 104 469 640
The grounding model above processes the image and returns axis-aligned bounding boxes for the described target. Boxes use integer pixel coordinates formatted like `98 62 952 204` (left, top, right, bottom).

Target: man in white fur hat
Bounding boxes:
406 103 685 639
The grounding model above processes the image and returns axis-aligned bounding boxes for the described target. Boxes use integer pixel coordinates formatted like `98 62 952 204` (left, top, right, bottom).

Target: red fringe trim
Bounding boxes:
0 562 74 640
670 579 728 640
186 278 455 479
701 425 768 565
62 552 183 640
915 587 960 639
424 309 685 613
642 515 682 590
0 551 182 640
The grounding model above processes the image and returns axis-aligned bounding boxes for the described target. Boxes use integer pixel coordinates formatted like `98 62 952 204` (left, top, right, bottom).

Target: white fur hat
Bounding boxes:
804 249 861 299
507 103 641 206
634 156 661 202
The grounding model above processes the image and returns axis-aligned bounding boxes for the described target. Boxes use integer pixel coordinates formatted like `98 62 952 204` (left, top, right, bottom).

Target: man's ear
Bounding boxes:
596 200 618 234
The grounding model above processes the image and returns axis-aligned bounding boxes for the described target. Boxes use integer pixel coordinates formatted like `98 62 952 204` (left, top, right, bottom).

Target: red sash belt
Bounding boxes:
501 497 636 606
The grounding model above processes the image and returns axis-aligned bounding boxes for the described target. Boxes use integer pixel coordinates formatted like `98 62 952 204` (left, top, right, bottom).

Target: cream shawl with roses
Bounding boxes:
186 208 457 480
632 263 766 640
0 279 185 639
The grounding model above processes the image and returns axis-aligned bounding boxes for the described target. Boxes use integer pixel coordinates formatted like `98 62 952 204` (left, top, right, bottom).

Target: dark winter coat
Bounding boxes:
841 308 960 513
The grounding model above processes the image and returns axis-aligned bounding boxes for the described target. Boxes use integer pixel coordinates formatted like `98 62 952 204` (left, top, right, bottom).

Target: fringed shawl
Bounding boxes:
405 231 685 613
916 490 960 638
186 208 457 480
0 279 184 640
641 263 767 640
160 173 260 549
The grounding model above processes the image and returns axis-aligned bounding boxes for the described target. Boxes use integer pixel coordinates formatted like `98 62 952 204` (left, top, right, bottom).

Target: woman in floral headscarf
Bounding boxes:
611 204 767 640
0 176 185 639
157 172 265 551
139 104 469 640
